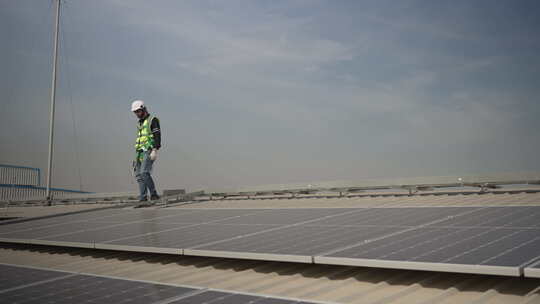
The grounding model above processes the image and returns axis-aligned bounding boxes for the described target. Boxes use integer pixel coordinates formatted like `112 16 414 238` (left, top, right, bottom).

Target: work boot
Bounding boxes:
150 194 160 201
139 197 148 202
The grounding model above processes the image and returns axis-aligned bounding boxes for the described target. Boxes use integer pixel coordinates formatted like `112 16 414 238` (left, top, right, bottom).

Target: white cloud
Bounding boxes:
2 0 539 191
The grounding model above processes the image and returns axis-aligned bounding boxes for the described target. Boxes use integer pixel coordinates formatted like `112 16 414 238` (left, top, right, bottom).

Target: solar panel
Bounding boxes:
0 264 319 304
4 276 195 304
316 206 540 276
188 225 401 258
425 206 540 228
302 207 478 227
0 221 125 240
212 208 353 225
1 206 539 277
167 290 317 304
0 264 197 304
41 222 191 244
316 227 540 275
0 264 70 292
100 223 279 254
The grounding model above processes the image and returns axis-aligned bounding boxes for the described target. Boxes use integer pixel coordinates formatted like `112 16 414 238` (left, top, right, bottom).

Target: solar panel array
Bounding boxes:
0 264 318 304
1 206 540 277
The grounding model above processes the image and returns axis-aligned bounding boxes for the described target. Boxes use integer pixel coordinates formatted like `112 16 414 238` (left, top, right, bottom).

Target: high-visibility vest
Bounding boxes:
135 115 155 151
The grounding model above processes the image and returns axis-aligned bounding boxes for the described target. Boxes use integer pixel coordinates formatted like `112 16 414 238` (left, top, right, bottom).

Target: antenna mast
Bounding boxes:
46 0 61 200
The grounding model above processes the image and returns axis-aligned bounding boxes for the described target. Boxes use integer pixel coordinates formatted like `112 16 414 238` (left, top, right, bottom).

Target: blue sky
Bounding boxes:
1 0 539 192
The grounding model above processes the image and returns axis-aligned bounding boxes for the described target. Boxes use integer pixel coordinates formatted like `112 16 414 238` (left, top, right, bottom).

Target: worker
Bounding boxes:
131 100 161 202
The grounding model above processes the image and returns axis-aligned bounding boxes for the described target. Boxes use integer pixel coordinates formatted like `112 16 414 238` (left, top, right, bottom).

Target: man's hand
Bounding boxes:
150 149 158 161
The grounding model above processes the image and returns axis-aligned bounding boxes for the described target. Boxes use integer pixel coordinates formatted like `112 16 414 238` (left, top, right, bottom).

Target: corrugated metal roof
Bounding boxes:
1 191 540 303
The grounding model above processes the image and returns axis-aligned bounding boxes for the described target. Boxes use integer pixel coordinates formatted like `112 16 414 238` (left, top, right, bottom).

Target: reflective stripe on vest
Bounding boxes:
135 115 155 151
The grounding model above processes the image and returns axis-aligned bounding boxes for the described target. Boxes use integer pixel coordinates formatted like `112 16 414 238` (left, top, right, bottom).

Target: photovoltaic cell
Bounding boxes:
489 238 540 267
1 264 317 304
85 208 228 224
305 207 478 227
104 223 278 249
321 227 479 260
255 299 305 304
0 209 131 235
440 229 539 266
0 221 124 239
41 222 192 243
168 290 317 304
323 227 540 266
427 206 540 228
193 225 402 256
1 274 196 304
142 209 267 224
29 209 129 224
167 291 232 303
0 264 68 292
0 221 66 235
214 208 353 225
83 210 180 223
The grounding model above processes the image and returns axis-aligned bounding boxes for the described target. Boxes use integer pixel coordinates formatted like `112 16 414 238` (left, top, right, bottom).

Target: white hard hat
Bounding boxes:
131 100 145 112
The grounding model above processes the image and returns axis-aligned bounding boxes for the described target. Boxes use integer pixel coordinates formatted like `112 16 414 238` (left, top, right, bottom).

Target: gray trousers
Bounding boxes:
134 150 157 200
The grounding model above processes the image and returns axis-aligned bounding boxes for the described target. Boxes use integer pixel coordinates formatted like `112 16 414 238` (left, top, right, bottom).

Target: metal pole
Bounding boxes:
46 0 61 201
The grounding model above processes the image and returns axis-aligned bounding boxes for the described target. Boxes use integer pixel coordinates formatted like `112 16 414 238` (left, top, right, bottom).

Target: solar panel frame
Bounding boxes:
313 256 520 276
522 257 540 278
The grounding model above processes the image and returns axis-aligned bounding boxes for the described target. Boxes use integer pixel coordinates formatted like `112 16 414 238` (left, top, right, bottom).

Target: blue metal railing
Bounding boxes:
0 184 90 193
0 164 41 186
0 164 90 200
